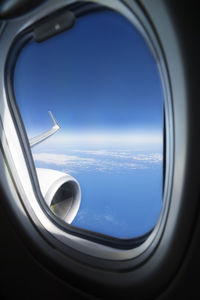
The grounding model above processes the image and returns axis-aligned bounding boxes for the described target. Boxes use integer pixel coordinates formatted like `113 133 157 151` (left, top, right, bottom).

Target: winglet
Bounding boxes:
48 111 58 127
29 111 60 148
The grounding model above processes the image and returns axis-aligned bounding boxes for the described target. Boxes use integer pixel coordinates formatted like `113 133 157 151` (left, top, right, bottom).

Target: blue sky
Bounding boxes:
14 10 164 238
14 10 163 138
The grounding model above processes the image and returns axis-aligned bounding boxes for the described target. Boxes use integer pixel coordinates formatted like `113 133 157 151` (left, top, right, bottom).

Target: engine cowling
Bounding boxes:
36 168 81 224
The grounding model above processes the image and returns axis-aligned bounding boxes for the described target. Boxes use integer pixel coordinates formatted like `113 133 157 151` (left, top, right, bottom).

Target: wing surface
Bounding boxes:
29 111 60 148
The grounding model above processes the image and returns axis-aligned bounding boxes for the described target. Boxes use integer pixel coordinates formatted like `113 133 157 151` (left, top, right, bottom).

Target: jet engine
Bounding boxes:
36 168 81 223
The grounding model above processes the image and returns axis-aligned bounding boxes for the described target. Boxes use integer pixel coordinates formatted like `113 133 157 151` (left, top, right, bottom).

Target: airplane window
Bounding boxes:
13 9 164 242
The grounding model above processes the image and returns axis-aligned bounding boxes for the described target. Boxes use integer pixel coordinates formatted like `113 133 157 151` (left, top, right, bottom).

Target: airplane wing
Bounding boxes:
29 111 60 148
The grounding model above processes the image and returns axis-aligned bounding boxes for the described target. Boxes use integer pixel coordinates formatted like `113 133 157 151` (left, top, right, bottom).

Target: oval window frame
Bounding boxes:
0 0 173 268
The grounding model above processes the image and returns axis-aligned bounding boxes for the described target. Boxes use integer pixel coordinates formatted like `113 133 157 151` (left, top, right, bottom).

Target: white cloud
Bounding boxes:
104 214 120 225
73 149 162 162
33 150 162 173
33 153 95 166
132 153 163 162
73 209 121 227
73 149 130 158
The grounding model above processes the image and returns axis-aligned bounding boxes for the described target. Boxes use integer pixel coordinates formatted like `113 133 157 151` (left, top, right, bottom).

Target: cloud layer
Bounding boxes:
33 149 162 173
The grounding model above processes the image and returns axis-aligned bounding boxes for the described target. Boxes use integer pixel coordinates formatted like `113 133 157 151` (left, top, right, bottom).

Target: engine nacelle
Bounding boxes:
36 168 81 224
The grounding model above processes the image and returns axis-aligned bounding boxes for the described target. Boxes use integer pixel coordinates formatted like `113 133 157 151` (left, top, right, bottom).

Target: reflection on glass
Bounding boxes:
14 9 163 239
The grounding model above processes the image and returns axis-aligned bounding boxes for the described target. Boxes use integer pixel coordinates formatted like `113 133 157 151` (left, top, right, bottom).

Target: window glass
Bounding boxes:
14 10 163 239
